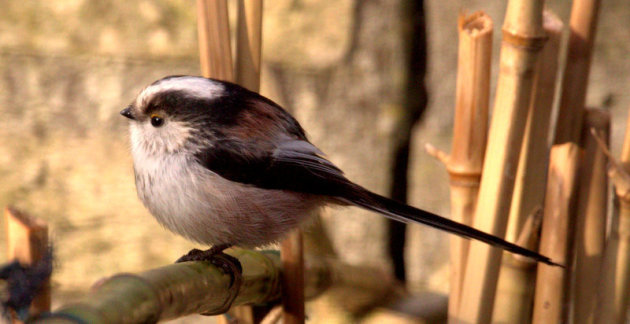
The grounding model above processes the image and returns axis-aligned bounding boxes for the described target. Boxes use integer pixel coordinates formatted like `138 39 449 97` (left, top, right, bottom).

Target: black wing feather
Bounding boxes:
196 138 559 266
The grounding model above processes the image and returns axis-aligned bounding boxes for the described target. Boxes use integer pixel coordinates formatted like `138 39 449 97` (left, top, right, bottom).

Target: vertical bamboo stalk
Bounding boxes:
532 143 581 324
504 10 562 245
603 108 630 324
595 206 619 324
281 230 305 324
197 0 234 81
553 0 602 144
613 199 630 324
586 115 630 324
235 0 263 91
572 109 610 324
196 2 261 322
446 11 492 323
456 1 546 322
492 11 563 324
5 207 50 321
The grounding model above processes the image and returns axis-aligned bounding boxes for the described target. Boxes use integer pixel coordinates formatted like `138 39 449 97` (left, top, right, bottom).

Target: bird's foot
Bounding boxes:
175 245 243 274
175 245 243 316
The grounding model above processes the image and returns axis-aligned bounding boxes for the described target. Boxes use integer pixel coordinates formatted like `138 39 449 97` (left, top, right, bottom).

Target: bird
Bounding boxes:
120 75 558 269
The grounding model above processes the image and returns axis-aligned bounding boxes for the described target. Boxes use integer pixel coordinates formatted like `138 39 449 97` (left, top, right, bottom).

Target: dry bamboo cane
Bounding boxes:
595 207 619 324
612 200 630 324
599 107 630 324
5 207 50 322
571 109 610 324
586 126 630 324
218 3 269 323
235 0 263 91
553 0 602 145
196 2 238 321
234 1 305 319
281 231 305 324
423 11 492 324
613 183 630 323
614 113 630 324
38 249 399 323
446 12 492 323
456 1 546 322
492 11 562 324
532 143 581 324
197 0 234 81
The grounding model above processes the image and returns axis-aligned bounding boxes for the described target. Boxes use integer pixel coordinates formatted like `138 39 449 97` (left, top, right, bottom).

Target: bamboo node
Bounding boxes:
447 171 482 188
424 143 482 186
501 29 548 51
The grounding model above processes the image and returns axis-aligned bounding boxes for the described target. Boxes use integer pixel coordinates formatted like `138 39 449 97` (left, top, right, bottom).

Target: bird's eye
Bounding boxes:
150 114 164 127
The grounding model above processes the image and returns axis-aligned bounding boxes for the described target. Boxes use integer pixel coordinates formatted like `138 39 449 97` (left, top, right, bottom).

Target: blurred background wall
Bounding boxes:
0 0 629 317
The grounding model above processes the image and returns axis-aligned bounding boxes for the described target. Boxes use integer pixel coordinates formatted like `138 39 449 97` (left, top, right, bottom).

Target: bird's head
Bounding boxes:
121 76 228 156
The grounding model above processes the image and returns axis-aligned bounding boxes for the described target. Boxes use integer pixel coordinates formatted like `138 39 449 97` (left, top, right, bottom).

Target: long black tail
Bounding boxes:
340 186 560 267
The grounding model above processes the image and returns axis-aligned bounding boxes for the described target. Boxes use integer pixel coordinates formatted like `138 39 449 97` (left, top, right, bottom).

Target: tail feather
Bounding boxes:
341 186 561 267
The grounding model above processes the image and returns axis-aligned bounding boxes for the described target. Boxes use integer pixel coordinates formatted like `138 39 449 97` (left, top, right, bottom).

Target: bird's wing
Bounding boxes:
195 138 559 266
195 138 354 196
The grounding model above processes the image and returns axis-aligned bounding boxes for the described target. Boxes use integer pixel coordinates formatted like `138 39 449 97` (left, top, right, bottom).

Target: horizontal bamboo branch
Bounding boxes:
37 249 398 323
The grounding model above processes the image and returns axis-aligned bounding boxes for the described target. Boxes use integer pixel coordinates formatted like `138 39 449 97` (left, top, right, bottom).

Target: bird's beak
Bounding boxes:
120 107 135 120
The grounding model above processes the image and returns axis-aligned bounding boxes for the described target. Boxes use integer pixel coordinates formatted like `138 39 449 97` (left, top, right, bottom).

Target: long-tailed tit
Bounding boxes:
120 75 557 267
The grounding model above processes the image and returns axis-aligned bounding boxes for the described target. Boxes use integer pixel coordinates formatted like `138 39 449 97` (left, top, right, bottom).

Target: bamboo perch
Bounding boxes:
5 207 50 321
456 1 546 322
424 11 492 323
572 109 610 324
493 11 563 324
553 0 602 144
197 0 234 81
37 249 399 323
235 0 263 91
532 143 581 324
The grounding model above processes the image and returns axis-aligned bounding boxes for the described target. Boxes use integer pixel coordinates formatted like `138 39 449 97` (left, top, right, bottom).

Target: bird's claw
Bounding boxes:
175 247 243 316
175 248 205 263
175 247 243 274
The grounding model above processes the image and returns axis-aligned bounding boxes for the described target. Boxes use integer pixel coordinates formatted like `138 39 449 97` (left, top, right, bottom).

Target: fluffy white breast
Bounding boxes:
130 144 320 247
